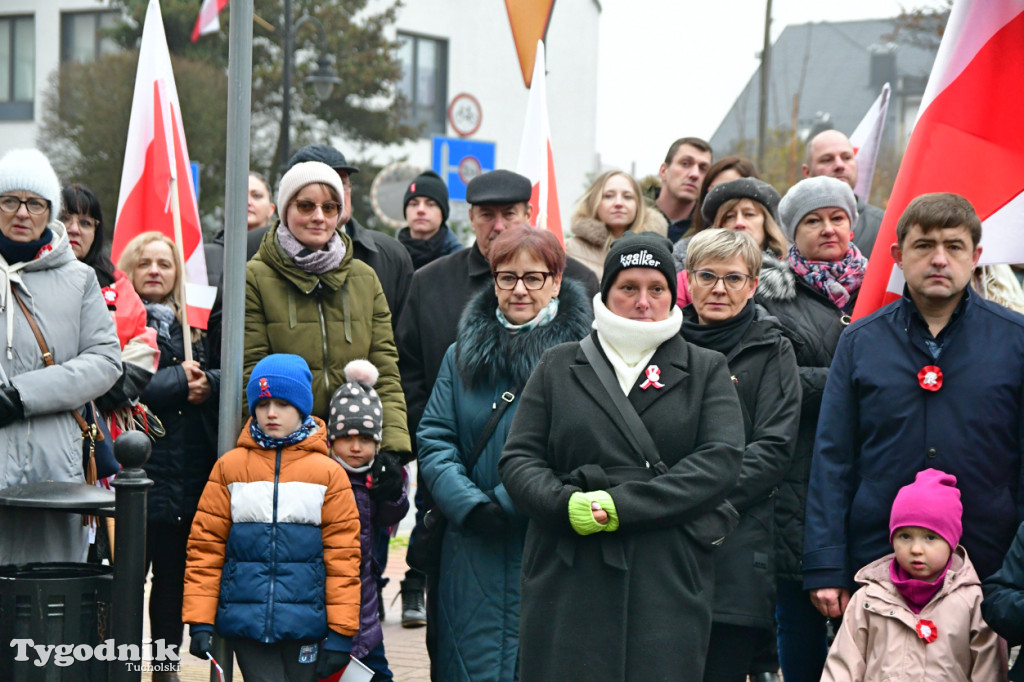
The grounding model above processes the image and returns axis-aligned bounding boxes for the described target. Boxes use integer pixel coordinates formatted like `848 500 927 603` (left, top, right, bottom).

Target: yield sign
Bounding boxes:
505 0 557 88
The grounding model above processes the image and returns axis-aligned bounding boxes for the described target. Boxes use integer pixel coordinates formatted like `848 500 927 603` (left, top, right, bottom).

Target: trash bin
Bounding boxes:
0 562 113 682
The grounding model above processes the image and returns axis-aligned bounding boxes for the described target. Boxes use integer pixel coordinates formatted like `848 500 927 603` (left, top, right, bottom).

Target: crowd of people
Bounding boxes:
3 126 1024 682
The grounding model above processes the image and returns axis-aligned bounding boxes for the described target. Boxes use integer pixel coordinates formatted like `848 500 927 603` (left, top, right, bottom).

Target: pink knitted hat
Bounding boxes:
889 468 962 549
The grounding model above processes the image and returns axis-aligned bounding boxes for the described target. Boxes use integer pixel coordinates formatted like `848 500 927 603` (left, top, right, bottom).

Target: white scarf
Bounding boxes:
591 294 682 394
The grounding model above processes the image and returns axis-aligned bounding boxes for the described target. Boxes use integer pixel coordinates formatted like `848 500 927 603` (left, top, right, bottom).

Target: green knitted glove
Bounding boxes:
568 491 620 535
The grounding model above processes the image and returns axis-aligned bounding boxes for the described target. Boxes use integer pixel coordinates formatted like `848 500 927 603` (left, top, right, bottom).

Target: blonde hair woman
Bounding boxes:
566 170 667 278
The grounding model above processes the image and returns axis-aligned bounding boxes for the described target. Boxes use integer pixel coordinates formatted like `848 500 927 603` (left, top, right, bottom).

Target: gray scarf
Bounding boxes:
276 224 346 274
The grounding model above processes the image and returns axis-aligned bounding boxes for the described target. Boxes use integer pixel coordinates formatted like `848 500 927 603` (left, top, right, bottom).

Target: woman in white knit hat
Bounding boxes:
0 148 121 564
244 161 410 462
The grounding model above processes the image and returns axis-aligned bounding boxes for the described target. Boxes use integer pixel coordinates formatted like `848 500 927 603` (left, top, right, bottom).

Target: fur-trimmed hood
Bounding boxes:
569 209 668 249
455 279 593 389
754 253 797 302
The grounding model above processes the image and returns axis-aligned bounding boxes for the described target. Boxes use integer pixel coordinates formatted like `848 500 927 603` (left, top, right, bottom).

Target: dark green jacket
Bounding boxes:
244 223 410 457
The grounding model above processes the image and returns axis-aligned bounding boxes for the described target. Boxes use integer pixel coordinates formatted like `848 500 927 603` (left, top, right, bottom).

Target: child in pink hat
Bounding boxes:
821 468 1006 681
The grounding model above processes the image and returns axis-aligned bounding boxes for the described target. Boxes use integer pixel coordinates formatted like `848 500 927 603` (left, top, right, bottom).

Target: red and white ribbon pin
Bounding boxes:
640 364 664 390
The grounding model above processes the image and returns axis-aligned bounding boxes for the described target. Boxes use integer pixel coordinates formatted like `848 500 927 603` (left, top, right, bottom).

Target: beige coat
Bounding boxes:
821 547 1007 682
565 211 668 278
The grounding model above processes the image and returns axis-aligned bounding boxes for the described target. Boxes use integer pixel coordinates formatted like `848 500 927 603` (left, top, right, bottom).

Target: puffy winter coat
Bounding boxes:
344 467 408 659
244 223 410 457
94 269 158 413
683 303 801 627
0 221 121 563
754 255 856 580
140 305 220 525
182 418 362 642
982 520 1024 681
499 332 744 681
418 281 593 682
822 547 1006 682
565 212 668 279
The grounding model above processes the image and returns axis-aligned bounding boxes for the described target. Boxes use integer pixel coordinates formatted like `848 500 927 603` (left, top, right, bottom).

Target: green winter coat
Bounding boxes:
244 223 410 457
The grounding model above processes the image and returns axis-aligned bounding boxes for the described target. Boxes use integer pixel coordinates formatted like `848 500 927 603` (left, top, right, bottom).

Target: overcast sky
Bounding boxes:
595 0 948 176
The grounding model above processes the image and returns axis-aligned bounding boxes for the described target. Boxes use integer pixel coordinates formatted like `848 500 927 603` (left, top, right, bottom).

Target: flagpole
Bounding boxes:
169 176 194 364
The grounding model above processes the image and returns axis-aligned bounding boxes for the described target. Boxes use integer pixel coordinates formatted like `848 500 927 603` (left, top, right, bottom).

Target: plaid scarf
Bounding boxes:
786 243 867 311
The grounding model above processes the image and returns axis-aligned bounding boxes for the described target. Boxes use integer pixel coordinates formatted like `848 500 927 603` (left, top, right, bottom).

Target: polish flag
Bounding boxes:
848 82 890 204
852 0 1024 320
191 0 229 43
113 0 215 330
516 40 563 245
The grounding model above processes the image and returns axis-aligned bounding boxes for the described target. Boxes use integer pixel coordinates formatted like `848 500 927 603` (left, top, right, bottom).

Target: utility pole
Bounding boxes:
757 0 773 171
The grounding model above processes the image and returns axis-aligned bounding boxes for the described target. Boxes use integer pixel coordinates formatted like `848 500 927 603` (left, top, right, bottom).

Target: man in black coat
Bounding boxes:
395 169 599 648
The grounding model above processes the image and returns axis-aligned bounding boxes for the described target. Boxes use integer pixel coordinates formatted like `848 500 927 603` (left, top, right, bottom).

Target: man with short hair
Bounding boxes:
802 129 886 257
397 170 463 270
803 193 1024 626
655 137 713 243
395 169 598 651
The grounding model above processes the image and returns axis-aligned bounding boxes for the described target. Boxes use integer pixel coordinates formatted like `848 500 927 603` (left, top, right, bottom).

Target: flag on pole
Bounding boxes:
848 82 890 204
516 40 563 245
852 0 1024 320
191 0 229 42
114 0 215 329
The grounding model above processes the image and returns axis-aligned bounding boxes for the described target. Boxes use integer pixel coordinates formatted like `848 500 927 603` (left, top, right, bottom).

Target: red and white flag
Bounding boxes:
516 40 563 245
853 0 1024 320
113 0 215 329
849 82 890 204
191 0 229 42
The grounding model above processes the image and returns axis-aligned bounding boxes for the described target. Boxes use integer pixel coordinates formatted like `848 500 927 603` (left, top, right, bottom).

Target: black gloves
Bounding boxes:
368 451 404 502
316 649 351 678
189 630 213 659
0 385 24 428
464 501 509 535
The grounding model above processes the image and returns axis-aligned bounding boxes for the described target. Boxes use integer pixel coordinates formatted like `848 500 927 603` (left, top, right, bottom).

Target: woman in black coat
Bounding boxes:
681 229 800 682
499 232 744 682
119 231 219 681
752 177 866 682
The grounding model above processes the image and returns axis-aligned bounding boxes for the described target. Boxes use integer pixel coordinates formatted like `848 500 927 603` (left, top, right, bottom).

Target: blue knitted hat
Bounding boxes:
246 354 314 418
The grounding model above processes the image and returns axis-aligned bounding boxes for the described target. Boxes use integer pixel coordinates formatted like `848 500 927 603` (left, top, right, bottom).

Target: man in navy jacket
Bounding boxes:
803 192 1024 620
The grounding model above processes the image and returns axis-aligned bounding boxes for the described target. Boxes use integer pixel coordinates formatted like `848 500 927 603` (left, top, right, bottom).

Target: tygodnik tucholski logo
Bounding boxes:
10 637 179 671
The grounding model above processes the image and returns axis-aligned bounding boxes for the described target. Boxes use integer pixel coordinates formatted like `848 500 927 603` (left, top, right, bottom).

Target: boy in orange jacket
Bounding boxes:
182 354 361 681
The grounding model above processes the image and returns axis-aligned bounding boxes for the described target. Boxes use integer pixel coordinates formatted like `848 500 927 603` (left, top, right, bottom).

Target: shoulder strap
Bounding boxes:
465 387 519 477
580 335 668 475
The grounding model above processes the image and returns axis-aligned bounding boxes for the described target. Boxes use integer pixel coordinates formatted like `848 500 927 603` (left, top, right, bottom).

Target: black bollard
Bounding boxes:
109 431 153 682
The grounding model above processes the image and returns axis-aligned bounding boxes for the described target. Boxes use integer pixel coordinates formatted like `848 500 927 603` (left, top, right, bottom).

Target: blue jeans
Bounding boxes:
776 578 829 682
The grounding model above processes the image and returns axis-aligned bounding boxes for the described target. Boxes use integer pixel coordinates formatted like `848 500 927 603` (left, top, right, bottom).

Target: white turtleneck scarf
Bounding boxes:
591 293 682 394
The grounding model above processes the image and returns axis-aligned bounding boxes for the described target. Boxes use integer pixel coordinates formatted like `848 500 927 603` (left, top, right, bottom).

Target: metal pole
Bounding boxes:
757 0 773 171
109 432 153 682
213 0 255 678
279 0 293 176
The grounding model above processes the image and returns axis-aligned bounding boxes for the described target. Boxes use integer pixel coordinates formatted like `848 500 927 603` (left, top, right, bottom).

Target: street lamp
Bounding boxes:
278 0 342 174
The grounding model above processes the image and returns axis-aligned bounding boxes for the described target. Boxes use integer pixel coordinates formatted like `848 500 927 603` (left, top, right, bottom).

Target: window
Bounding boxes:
397 32 448 137
0 15 34 120
61 11 119 64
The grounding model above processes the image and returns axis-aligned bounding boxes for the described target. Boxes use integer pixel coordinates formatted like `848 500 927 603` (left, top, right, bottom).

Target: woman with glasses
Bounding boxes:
754 176 867 682
417 227 592 681
500 232 744 681
681 229 800 682
245 161 410 462
0 150 121 565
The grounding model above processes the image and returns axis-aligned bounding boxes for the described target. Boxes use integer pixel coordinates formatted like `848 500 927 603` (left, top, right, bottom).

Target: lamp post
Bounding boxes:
278 0 342 175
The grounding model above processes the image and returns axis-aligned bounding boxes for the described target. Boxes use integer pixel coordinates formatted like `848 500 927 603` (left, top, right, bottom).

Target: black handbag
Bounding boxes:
407 387 519 574
579 336 739 549
82 402 120 479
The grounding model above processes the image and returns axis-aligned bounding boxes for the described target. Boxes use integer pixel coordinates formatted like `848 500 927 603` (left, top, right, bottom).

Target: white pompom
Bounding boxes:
343 359 379 388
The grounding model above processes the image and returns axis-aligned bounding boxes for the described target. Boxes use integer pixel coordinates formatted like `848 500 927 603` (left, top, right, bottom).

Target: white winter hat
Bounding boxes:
0 149 62 216
276 161 345 228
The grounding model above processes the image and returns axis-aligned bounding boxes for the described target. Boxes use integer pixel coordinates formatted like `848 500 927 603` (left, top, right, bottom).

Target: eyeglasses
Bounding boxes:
59 213 98 231
690 270 754 291
292 199 341 217
0 195 49 216
494 271 552 291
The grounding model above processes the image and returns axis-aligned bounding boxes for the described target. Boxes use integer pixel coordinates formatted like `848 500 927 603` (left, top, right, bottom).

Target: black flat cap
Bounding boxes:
465 169 532 205
701 177 781 225
287 144 360 175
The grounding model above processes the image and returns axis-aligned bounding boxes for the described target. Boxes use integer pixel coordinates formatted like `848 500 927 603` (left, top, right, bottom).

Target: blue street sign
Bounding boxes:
431 136 496 201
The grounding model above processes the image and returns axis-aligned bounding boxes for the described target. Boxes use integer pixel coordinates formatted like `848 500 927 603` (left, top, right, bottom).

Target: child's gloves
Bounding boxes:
368 451 404 502
316 632 353 677
188 625 214 659
464 501 509 534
